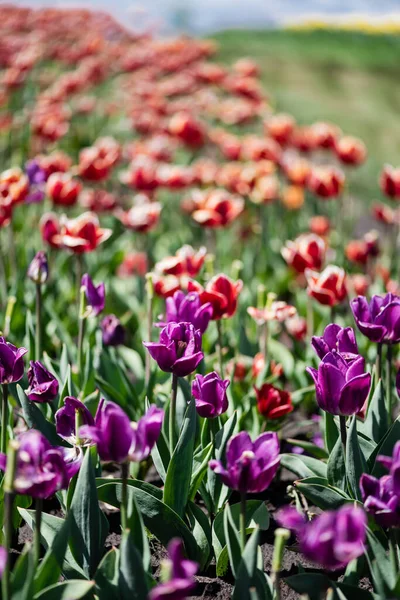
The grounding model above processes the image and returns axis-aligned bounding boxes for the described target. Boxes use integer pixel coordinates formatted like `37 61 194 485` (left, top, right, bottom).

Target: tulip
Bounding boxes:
155 245 206 278
0 546 6 579
143 322 203 378
264 113 295 145
0 430 68 498
360 473 400 528
101 314 125 346
380 165 400 200
305 265 347 307
159 291 213 334
190 189 244 229
79 399 133 463
286 315 307 342
129 405 164 462
191 372 229 418
282 233 326 274
309 215 330 236
335 136 367 166
189 274 243 320
26 361 59 403
27 251 48 284
277 504 366 570
0 338 27 384
397 369 400 399
168 112 205 148
46 172 81 207
149 539 198 600
40 212 112 253
307 166 344 199
119 201 162 233
80 188 117 212
209 431 280 494
306 351 371 416
311 324 359 361
311 121 341 149
350 293 400 344
81 273 105 317
55 396 95 444
255 383 293 420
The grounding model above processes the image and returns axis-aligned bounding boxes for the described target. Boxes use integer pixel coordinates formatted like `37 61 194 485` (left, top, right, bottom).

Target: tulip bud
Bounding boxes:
27 251 48 284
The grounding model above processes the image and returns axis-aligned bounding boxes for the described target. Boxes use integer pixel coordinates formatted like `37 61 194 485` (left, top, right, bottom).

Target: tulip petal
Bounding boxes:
339 372 371 415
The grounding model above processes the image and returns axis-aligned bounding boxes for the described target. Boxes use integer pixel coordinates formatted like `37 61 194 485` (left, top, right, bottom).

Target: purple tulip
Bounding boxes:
0 338 27 384
158 291 213 334
101 314 125 346
360 473 400 528
191 371 229 418
209 431 280 494
306 351 371 416
26 361 59 403
129 405 164 462
25 160 46 185
0 430 68 498
55 396 95 443
59 445 84 481
79 399 133 463
81 273 105 317
27 251 48 284
0 546 7 579
311 324 358 361
277 504 366 570
396 369 400 400
350 293 400 344
144 322 204 378
149 538 198 600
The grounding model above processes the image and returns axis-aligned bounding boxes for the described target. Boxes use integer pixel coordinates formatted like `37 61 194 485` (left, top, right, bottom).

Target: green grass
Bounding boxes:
212 29 400 200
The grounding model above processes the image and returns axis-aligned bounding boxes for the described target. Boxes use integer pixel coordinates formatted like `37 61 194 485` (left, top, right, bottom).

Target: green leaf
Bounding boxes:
34 580 95 600
367 528 396 591
346 415 368 500
285 438 328 459
232 527 260 600
223 503 242 578
281 453 327 479
17 385 69 447
11 544 35 600
295 476 350 510
126 489 150 570
187 501 212 570
285 573 377 600
208 412 238 510
163 398 196 518
94 548 120 600
96 479 201 562
118 531 148 600
34 515 70 593
359 380 388 444
151 429 170 483
189 442 213 501
327 435 346 491
324 412 339 453
69 447 108 577
370 415 400 477
268 337 294 376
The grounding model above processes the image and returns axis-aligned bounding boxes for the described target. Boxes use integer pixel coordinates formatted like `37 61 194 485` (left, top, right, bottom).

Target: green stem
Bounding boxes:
169 373 179 455
120 462 129 530
376 342 383 381
240 492 247 553
339 415 347 459
1 384 8 455
2 440 18 600
76 254 83 306
271 528 290 600
216 320 224 378
386 343 393 419
35 283 42 361
34 497 43 567
306 294 314 341
77 287 86 383
145 273 154 389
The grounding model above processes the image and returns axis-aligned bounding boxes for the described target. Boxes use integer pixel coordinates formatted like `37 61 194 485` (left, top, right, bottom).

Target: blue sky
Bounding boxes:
15 0 400 33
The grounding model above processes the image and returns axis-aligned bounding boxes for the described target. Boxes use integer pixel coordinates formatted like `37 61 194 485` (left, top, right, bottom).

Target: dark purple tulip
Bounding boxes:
27 251 48 284
360 473 400 528
0 546 6 579
79 399 133 463
81 273 105 317
277 504 366 570
311 324 358 361
306 351 371 416
59 445 83 481
26 361 59 403
350 293 400 344
191 371 229 418
101 314 125 346
25 160 46 185
276 506 306 532
160 291 213 334
0 337 27 384
396 369 400 400
144 322 203 378
55 396 95 443
129 405 164 462
149 538 198 600
0 430 68 498
209 431 280 494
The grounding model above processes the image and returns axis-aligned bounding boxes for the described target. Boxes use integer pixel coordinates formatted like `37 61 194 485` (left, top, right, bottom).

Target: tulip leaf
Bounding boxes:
208 411 238 511
285 573 377 600
359 380 387 444
189 441 213 501
33 514 71 593
69 447 109 578
118 531 148 600
11 543 35 600
324 412 339 454
187 501 212 570
346 415 368 500
281 453 327 479
295 476 350 510
366 528 397 591
151 428 170 482
223 503 242 578
17 385 70 447
163 397 196 518
96 479 202 562
33 580 95 600
370 414 400 477
232 527 260 600
268 338 295 376
94 548 120 600
285 438 328 459
327 435 346 491
126 488 150 571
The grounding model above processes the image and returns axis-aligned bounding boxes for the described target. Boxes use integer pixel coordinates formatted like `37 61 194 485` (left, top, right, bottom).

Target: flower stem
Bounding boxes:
376 342 383 381
216 320 224 378
120 461 129 530
3 296 16 338
169 373 179 455
2 440 18 600
271 528 290 600
145 273 154 389
240 491 247 553
77 286 86 383
76 254 83 306
339 415 347 458
34 497 43 567
306 294 314 341
386 343 393 419
1 384 9 455
35 283 42 361
389 528 400 573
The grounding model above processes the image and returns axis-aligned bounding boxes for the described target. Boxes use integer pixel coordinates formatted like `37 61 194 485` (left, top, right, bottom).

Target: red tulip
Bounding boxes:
264 113 295 145
308 166 345 199
168 112 205 148
189 274 243 320
380 165 400 199
311 122 341 149
255 383 293 420
282 233 326 274
40 212 112 253
47 173 81 207
189 189 244 229
335 136 367 166
119 201 161 233
309 215 331 236
306 265 347 307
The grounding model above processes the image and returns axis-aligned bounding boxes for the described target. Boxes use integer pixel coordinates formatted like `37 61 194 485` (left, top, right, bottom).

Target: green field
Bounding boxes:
212 29 400 201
